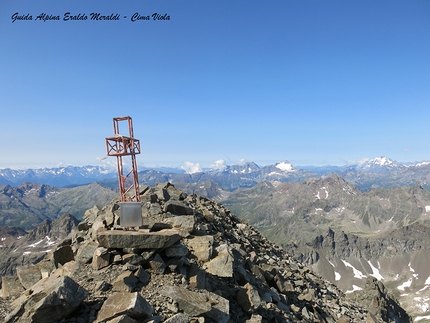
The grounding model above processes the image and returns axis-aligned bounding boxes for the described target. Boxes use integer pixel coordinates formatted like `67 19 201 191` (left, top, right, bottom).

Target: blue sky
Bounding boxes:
1 0 429 170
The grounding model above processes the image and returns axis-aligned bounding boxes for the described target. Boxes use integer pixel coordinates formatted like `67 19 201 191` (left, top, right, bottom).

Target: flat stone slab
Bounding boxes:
97 229 182 249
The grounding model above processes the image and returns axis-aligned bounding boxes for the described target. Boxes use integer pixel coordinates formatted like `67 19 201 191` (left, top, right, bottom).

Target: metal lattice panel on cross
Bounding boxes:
105 116 141 203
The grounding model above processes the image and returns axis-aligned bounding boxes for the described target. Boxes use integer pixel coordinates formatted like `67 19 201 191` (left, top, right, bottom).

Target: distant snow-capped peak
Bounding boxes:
228 161 260 174
415 161 430 167
371 156 394 166
359 156 395 167
356 156 405 172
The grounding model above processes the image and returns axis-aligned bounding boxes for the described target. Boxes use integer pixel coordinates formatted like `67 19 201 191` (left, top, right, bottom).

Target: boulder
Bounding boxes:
112 271 139 292
97 230 181 249
93 247 112 270
1 276 24 298
106 315 138 323
75 240 99 264
160 286 211 316
5 275 87 323
164 200 193 215
122 253 145 266
16 265 42 290
205 291 230 323
52 244 74 266
204 247 234 278
165 243 189 258
184 235 214 262
163 216 195 236
95 292 153 323
149 253 166 274
237 283 263 313
135 267 150 285
160 286 229 322
163 313 190 323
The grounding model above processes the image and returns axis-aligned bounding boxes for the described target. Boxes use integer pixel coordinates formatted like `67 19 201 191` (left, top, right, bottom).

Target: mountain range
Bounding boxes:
220 176 430 321
2 156 430 192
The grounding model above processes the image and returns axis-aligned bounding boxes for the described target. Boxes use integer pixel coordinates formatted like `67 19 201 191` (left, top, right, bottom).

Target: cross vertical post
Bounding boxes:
105 116 141 203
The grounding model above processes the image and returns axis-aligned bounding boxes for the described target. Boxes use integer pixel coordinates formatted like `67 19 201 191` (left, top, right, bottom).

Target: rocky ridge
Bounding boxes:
1 183 410 323
286 224 430 320
0 214 79 278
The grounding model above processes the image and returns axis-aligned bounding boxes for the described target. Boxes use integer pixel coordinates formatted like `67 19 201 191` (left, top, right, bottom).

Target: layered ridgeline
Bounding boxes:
3 156 430 191
222 176 430 321
0 183 409 323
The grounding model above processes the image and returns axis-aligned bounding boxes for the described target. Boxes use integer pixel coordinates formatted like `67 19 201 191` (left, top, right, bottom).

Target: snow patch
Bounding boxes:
46 236 56 246
426 206 430 213
415 315 430 322
397 278 413 291
409 263 419 278
417 285 429 293
342 260 367 279
335 272 341 281
323 187 329 199
29 240 44 248
268 172 282 177
345 285 363 294
368 260 384 280
414 296 430 312
416 161 430 167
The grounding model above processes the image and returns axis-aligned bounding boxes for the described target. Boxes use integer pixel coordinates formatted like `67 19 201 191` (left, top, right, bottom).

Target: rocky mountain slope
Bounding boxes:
222 175 430 244
221 176 430 321
285 224 430 321
0 183 410 323
0 182 117 229
0 214 79 278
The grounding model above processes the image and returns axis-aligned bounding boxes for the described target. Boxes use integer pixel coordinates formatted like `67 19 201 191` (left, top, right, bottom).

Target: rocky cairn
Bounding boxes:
1 183 405 323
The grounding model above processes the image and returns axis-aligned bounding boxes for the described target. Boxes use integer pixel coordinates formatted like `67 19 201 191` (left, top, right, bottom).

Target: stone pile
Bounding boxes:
2 182 400 323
